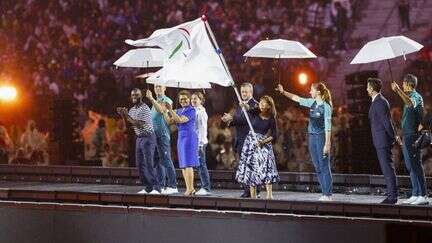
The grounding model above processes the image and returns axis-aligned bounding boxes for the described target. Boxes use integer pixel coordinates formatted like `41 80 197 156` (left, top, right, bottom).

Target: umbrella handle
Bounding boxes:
387 60 394 81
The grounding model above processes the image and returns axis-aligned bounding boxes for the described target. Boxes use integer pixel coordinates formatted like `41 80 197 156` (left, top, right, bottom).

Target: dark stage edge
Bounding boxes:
2 200 432 243
0 165 431 191
0 181 431 225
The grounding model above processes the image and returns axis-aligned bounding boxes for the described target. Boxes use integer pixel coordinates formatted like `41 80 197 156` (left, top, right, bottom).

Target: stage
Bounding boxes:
1 165 432 242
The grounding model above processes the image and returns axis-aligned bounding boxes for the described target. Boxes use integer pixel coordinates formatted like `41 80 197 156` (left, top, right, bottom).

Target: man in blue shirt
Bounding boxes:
391 74 428 205
146 85 178 195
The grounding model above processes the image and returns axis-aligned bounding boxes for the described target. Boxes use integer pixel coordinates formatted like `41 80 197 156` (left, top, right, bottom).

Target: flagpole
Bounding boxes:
202 15 257 139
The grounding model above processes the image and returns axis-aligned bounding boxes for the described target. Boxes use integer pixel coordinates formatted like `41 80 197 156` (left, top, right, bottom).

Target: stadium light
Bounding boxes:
298 73 308 85
0 86 18 102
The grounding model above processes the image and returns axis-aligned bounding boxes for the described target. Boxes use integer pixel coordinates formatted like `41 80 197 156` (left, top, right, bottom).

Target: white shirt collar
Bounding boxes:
372 93 380 102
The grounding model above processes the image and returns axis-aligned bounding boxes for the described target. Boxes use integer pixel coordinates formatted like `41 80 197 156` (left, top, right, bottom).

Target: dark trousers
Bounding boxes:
375 146 398 200
136 133 161 192
402 134 427 196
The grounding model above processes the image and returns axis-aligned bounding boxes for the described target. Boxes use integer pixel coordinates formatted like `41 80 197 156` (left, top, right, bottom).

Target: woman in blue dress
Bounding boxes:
165 90 199 196
235 95 280 199
276 82 334 201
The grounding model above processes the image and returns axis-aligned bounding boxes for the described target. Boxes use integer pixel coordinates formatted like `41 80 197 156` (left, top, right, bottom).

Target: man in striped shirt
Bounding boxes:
117 88 161 194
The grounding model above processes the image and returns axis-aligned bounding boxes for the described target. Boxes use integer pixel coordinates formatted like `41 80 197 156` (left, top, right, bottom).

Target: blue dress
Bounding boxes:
176 105 199 168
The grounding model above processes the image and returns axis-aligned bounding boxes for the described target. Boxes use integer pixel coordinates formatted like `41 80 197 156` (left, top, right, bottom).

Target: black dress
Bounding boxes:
235 109 280 186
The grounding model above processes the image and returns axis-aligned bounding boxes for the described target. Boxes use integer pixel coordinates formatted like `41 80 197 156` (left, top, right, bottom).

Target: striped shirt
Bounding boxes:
128 103 154 136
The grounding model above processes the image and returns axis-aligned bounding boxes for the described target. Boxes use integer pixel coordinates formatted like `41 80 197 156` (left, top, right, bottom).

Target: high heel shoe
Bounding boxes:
184 189 196 196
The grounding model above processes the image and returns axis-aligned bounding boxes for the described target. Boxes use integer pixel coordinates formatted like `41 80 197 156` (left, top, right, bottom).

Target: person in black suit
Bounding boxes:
221 82 259 198
367 78 398 204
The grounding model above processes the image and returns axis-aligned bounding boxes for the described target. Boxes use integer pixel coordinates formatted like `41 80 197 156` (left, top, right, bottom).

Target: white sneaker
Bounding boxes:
162 187 178 195
402 196 418 204
318 195 332 201
148 190 161 195
195 188 211 196
137 189 148 194
411 196 429 205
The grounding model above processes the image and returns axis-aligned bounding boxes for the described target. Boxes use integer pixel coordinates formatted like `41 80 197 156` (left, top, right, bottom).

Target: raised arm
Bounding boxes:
146 90 167 113
276 84 301 103
391 82 414 107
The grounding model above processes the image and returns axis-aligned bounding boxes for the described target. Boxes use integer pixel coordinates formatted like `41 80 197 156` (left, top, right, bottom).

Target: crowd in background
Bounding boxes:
0 0 357 116
2 0 432 176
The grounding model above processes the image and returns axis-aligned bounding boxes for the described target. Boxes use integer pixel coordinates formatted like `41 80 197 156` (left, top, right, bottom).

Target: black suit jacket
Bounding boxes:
368 94 396 148
230 98 259 154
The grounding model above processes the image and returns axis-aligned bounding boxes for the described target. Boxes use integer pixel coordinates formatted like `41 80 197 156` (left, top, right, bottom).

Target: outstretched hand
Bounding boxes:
390 82 400 92
116 107 127 116
276 84 284 93
145 90 154 100
221 113 233 123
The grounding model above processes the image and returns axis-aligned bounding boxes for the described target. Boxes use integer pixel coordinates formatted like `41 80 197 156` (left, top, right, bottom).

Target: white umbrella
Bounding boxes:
350 36 423 79
244 39 317 59
244 39 317 83
114 48 164 68
147 70 211 89
135 73 155 79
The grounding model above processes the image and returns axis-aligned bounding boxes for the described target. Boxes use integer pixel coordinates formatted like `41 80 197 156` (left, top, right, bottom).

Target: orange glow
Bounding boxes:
0 86 17 102
298 73 308 85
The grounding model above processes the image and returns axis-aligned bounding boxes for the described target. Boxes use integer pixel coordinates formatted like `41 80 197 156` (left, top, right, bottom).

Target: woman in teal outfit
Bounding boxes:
277 82 334 201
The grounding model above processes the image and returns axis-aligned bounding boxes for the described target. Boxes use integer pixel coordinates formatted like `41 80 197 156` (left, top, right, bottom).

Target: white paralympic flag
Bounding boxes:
125 18 232 87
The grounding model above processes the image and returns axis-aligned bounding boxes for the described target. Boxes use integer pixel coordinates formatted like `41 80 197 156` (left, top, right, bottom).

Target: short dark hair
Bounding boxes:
131 88 142 93
367 78 382 92
178 90 191 99
403 74 417 89
240 82 253 89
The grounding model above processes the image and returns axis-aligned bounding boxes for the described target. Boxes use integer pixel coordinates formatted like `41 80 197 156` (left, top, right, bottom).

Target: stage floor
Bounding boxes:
0 181 430 206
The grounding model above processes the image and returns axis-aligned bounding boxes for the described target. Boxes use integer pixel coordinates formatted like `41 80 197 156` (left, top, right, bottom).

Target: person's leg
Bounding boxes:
187 167 195 193
376 147 398 200
309 134 323 194
141 134 160 192
183 167 195 195
182 169 189 194
158 135 177 188
198 144 211 191
266 184 273 199
405 135 427 197
402 135 419 196
250 186 257 199
237 140 251 197
317 134 333 196
154 138 166 188
136 138 151 192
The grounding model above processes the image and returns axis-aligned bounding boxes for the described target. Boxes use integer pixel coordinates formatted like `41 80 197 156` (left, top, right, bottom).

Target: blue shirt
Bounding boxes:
299 98 332 134
151 95 173 137
402 91 423 135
